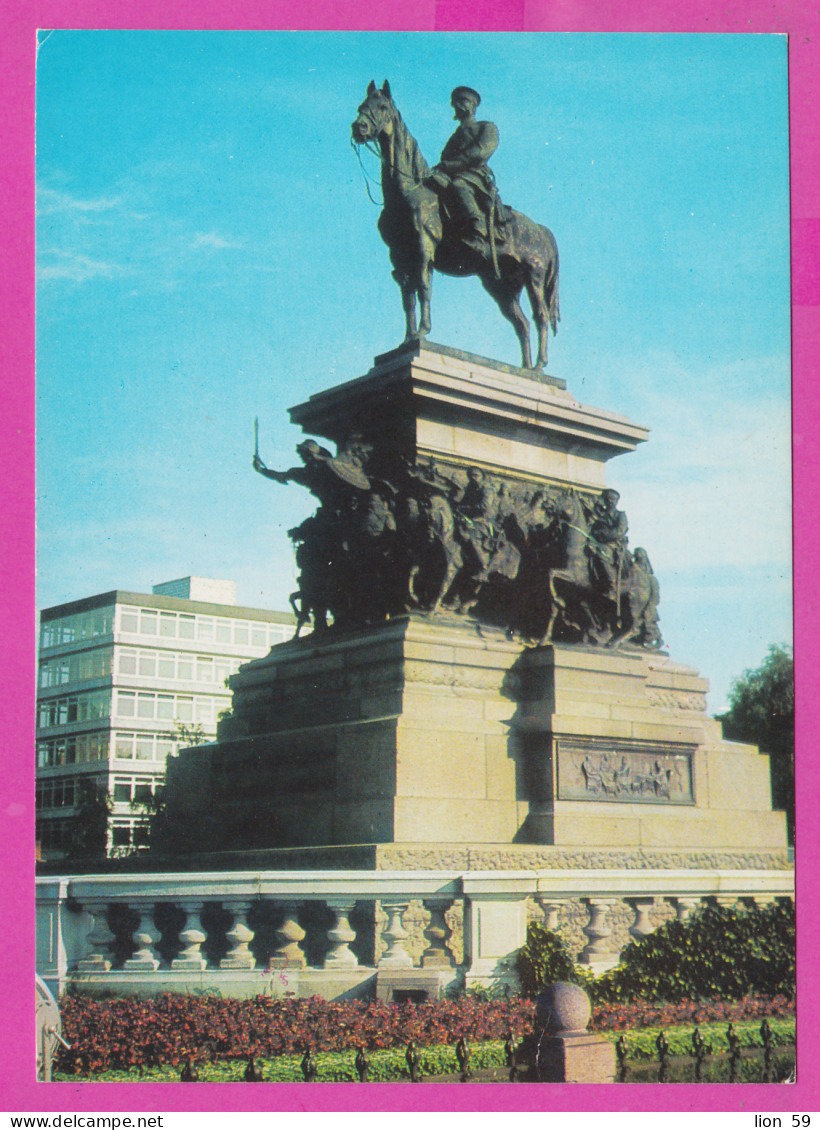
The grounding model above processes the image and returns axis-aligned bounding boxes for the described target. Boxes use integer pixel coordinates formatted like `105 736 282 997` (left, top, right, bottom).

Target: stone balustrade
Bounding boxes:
36 867 793 1001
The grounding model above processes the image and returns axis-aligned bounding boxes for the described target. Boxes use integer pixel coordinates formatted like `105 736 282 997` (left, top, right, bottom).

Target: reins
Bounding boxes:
351 137 384 206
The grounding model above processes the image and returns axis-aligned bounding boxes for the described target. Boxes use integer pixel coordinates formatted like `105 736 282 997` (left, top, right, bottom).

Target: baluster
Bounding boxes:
380 901 413 968
221 900 256 969
324 900 358 968
579 898 618 971
76 899 115 972
753 894 777 908
124 904 161 971
271 902 307 968
421 899 454 967
626 897 656 942
172 901 207 970
535 895 564 933
671 897 700 923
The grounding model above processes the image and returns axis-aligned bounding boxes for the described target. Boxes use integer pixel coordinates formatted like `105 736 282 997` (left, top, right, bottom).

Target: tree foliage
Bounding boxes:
593 901 795 1003
66 779 112 860
718 644 794 841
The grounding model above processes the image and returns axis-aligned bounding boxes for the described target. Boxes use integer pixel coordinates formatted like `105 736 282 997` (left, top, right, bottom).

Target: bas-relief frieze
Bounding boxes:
253 434 663 652
556 740 695 806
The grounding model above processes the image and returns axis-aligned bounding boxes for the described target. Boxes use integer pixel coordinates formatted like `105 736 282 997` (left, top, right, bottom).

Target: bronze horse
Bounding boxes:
542 492 660 648
351 81 560 371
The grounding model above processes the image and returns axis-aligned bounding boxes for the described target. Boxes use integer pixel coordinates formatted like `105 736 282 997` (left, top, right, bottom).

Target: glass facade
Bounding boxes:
36 589 294 858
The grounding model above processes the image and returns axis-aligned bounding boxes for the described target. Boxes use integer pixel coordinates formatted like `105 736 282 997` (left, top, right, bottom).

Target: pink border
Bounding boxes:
5 0 818 1113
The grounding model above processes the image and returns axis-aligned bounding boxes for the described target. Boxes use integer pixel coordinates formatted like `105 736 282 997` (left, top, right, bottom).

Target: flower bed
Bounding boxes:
56 991 794 1077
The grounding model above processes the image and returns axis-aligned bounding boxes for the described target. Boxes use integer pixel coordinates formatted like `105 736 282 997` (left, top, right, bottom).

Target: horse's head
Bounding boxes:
351 79 396 145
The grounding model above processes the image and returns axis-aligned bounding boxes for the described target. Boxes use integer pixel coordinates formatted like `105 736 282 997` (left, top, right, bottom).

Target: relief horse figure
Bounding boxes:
402 491 463 614
351 81 560 371
541 492 657 647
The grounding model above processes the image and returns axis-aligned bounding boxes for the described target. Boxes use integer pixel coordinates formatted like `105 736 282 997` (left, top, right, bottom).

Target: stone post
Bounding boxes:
421 899 455 968
672 896 701 922
579 899 620 973
172 902 207 970
124 904 161 971
76 899 114 972
380 901 413 969
271 902 307 968
535 983 616 1083
220 900 256 969
535 895 565 933
626 897 656 942
324 900 358 968
462 892 527 988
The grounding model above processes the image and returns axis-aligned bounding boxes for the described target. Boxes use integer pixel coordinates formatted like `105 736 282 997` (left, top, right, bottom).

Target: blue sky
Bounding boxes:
35 31 791 712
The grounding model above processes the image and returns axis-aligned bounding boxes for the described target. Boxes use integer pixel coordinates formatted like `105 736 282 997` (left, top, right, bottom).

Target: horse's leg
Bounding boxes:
525 273 549 369
406 562 420 607
540 569 567 644
417 244 435 338
397 273 418 341
482 278 532 369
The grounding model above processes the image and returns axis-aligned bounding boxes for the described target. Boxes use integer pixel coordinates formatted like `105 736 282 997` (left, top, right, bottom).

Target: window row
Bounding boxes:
35 777 79 810
37 732 110 768
40 608 115 650
110 819 150 850
112 775 156 805
112 731 178 762
36 818 74 852
117 647 242 686
38 689 111 730
39 649 113 689
117 605 290 648
114 689 222 724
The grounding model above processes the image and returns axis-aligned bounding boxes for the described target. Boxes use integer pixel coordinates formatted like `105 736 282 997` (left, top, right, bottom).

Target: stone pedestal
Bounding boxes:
540 1032 616 1084
163 342 787 870
165 617 786 859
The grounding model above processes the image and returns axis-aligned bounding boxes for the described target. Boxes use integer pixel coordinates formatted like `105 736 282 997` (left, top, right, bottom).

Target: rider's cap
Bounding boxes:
451 86 481 105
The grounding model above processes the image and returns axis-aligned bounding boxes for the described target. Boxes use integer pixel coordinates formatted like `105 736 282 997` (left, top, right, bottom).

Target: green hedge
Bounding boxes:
517 901 795 1003
54 1039 509 1083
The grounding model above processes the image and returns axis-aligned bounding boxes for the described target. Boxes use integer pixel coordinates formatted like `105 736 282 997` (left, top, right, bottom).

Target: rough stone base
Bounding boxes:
540 1032 617 1083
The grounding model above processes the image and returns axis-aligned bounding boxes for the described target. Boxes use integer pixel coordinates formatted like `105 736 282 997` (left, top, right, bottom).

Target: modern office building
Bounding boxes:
35 578 294 859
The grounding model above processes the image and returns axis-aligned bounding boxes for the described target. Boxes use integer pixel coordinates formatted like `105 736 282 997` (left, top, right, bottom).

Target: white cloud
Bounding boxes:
191 231 241 250
37 186 121 216
606 351 792 575
38 251 124 282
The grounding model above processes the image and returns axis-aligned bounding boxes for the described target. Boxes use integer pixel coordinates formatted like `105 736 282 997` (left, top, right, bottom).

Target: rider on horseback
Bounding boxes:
588 488 629 595
426 87 510 256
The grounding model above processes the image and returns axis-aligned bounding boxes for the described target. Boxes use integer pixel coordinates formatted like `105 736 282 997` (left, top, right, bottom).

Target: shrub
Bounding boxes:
516 924 580 996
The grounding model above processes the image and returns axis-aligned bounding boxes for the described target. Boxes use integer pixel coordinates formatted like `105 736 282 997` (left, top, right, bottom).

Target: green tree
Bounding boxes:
65 778 112 860
718 644 794 842
129 784 171 854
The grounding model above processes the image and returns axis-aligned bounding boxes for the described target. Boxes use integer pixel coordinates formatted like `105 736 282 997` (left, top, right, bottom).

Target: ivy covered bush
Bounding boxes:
594 901 795 1002
517 901 795 1004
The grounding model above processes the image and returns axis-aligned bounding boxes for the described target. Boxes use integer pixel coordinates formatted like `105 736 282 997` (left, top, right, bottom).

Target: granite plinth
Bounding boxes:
539 1032 617 1084
164 616 787 860
289 340 648 492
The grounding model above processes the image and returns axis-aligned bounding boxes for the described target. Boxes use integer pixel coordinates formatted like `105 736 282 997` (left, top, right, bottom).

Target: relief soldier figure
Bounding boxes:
587 488 629 597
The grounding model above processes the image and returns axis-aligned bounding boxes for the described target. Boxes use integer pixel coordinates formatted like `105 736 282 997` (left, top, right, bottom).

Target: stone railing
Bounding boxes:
36 867 794 1000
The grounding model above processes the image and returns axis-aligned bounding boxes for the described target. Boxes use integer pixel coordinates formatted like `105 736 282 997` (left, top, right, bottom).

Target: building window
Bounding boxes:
120 610 139 633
